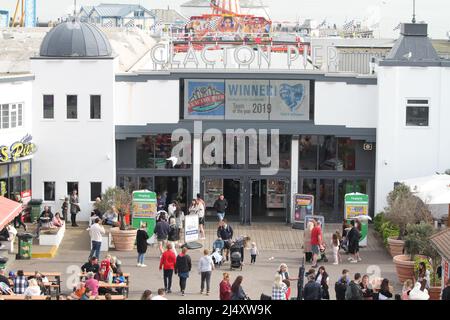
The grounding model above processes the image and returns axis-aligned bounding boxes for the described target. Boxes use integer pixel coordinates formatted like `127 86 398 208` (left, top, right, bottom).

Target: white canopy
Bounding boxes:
402 174 450 205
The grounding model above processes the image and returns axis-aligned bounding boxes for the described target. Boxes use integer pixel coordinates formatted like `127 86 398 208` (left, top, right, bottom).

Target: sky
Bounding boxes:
0 0 449 39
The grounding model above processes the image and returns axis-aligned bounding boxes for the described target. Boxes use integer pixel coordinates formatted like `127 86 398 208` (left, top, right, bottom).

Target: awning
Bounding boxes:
0 196 22 230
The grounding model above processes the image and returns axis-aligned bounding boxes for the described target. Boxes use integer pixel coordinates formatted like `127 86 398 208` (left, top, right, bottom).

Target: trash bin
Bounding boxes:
28 199 43 223
0 256 8 269
16 233 33 260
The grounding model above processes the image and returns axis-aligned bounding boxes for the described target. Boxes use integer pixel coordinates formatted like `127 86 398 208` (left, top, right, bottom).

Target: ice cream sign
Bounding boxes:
0 134 36 163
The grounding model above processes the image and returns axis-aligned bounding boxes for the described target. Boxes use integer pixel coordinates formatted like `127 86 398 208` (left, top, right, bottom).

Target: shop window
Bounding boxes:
299 135 319 170
406 99 429 127
67 95 78 119
90 182 102 201
44 182 56 201
137 134 191 169
67 182 79 196
337 138 356 171
90 95 101 119
43 95 54 119
319 136 340 170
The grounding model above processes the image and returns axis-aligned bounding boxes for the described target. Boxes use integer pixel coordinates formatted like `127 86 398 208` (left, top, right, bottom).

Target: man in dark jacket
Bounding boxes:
217 220 233 261
345 273 363 300
335 276 348 300
213 194 228 221
81 257 100 274
303 273 322 300
154 216 170 255
442 279 450 300
175 247 192 296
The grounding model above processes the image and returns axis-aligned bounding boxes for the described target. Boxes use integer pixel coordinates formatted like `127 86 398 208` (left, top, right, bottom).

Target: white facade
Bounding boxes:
375 66 450 214
30 58 117 221
0 77 33 146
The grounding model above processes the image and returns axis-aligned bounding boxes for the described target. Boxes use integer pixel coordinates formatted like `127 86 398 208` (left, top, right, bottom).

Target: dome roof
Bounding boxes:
39 20 112 58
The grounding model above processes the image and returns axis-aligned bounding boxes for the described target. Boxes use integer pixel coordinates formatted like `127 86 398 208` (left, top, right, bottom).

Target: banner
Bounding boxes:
184 79 310 121
185 214 199 242
0 11 8 28
24 0 37 27
294 194 314 223
184 79 225 119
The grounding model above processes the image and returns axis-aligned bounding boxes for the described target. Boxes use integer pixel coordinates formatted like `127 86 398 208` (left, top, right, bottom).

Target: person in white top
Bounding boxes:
6 224 17 254
198 249 215 295
89 218 105 260
409 280 430 300
24 278 41 297
151 288 168 300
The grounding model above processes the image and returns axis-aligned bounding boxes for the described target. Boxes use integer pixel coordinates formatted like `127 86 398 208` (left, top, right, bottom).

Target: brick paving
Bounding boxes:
6 221 400 300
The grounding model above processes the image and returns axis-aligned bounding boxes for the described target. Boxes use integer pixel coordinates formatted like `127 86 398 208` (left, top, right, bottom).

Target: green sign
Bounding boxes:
132 190 157 236
345 193 369 247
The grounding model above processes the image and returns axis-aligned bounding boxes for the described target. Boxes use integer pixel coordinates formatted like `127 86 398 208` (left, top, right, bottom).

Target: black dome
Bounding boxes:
39 21 112 58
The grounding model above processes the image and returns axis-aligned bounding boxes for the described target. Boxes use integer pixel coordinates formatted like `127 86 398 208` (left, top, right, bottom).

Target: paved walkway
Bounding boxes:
7 222 400 300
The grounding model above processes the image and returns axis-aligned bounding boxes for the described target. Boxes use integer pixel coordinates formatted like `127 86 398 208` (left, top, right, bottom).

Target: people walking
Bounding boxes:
175 247 192 296
89 218 105 260
347 220 362 263
220 273 232 300
303 273 322 300
304 221 314 263
231 276 247 300
315 266 330 300
310 219 323 268
159 243 176 294
154 213 170 255
345 273 364 300
61 197 69 221
331 232 341 265
250 242 259 264
198 249 214 295
70 190 81 227
217 220 233 261
136 223 149 267
168 216 180 254
213 194 228 221
272 273 288 300
13 195 27 231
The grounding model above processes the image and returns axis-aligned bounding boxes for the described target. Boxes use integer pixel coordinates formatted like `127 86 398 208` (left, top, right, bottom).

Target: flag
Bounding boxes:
393 22 401 31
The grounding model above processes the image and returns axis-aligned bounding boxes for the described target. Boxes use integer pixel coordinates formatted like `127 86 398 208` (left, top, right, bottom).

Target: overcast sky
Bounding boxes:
1 0 449 38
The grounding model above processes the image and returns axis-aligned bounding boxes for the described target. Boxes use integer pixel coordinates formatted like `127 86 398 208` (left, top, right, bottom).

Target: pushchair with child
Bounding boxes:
317 244 329 263
229 243 243 271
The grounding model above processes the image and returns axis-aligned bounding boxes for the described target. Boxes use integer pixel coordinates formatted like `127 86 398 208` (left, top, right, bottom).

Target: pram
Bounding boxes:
317 245 328 263
211 249 223 268
229 243 243 271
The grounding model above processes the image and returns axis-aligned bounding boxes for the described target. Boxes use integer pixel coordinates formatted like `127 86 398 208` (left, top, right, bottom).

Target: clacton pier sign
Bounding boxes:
149 42 339 71
0 134 37 163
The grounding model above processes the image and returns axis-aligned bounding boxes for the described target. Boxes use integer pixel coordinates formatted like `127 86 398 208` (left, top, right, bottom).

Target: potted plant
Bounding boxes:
393 222 433 284
384 184 432 257
96 187 136 252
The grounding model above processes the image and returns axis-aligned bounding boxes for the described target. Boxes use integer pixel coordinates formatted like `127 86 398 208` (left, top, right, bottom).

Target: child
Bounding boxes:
331 232 341 265
250 242 259 264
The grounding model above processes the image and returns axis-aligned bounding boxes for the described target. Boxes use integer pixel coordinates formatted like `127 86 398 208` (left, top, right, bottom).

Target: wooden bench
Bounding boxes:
93 295 126 300
24 272 61 298
0 295 50 300
98 281 129 298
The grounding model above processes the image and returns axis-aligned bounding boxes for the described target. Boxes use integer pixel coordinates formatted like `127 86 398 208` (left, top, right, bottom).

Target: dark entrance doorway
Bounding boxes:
155 176 189 212
250 179 288 222
203 178 241 222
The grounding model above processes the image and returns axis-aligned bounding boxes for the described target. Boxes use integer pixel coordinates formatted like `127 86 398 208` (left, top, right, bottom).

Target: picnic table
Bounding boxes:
93 295 126 300
98 281 129 298
0 295 50 300
7 272 62 299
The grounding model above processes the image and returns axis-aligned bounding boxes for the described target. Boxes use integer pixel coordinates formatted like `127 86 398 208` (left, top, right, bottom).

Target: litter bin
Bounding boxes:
0 256 8 269
16 233 33 260
28 199 43 223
